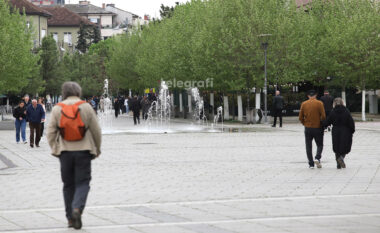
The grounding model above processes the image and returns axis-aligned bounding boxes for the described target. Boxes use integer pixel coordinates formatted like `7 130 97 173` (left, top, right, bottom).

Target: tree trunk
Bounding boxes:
362 90 366 121
210 92 214 116
179 93 183 113
237 95 243 121
223 95 229 120
255 89 261 122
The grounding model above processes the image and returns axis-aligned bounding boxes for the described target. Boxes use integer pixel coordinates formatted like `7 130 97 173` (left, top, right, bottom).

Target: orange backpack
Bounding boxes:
57 101 87 141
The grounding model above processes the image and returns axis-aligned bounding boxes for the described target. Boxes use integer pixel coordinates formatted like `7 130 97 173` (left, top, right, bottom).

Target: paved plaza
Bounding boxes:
0 115 379 233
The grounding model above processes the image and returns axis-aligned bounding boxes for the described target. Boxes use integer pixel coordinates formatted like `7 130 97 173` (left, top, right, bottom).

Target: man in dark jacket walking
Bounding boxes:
140 96 151 120
130 96 141 125
114 98 120 118
13 101 27 144
26 99 45 148
299 90 326 169
320 90 333 131
272 90 284 127
324 98 355 169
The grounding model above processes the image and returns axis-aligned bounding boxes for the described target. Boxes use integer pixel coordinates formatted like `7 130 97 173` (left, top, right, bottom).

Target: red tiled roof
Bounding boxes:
8 0 52 17
41 6 95 27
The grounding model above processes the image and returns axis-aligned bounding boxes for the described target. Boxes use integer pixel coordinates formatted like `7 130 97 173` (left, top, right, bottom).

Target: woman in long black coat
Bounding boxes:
324 98 355 169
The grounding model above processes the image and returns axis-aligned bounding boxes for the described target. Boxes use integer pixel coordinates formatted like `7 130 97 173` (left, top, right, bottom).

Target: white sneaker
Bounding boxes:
16 142 20 144
315 160 322 169
23 141 28 144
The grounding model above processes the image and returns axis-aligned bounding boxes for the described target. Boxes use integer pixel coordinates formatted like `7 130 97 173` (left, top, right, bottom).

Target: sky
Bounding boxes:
67 0 189 18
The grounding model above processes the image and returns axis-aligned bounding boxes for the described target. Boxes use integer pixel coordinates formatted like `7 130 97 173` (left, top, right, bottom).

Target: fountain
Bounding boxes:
191 87 207 124
99 79 114 133
145 81 171 129
213 106 224 130
98 80 234 134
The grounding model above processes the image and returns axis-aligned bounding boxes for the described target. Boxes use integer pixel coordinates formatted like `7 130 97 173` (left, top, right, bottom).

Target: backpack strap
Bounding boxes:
74 101 87 107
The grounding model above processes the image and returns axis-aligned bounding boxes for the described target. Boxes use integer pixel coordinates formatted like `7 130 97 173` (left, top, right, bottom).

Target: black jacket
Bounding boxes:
140 99 151 113
13 106 26 120
320 95 333 112
129 98 141 112
273 95 284 110
324 105 355 155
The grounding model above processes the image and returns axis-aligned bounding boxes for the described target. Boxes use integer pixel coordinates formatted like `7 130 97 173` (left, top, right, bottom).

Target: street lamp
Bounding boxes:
258 34 272 124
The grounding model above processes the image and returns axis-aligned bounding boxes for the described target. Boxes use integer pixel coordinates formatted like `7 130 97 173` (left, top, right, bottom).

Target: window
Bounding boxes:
89 18 99 25
52 33 58 42
64 32 72 45
41 29 46 39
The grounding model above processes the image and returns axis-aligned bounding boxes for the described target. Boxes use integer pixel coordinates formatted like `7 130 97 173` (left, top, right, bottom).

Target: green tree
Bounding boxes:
39 35 59 94
76 23 89 53
0 0 40 94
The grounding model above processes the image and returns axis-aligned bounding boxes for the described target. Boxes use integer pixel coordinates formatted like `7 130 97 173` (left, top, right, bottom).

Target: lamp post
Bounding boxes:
258 34 272 124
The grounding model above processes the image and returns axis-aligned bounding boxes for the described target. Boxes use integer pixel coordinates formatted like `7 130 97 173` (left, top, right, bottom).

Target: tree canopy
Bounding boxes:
0 0 40 94
106 0 380 94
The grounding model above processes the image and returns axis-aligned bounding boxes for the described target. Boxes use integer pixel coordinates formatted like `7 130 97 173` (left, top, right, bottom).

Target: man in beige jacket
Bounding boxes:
47 82 101 230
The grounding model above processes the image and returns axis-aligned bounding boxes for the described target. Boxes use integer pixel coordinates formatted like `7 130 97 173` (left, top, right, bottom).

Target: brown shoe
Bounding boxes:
68 219 73 228
72 208 82 230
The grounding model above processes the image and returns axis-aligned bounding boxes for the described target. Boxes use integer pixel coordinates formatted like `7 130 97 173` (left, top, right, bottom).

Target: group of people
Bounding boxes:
13 95 46 148
271 89 355 169
10 83 357 231
299 90 355 169
113 95 156 125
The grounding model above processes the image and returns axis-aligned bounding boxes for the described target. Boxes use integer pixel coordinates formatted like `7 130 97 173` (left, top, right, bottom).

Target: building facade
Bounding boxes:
64 1 115 39
9 0 52 47
29 0 65 6
42 6 94 52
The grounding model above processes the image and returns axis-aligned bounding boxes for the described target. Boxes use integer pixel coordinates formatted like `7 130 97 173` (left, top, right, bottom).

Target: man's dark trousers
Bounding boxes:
29 122 41 146
304 127 324 166
133 111 140 125
59 151 92 221
273 109 283 127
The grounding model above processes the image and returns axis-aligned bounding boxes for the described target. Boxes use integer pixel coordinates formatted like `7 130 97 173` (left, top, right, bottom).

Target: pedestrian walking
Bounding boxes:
23 94 31 108
320 90 334 131
47 82 101 230
272 90 284 128
141 96 151 120
323 98 355 169
38 98 46 138
26 99 45 148
299 90 326 169
130 95 141 125
13 101 27 144
114 97 120 118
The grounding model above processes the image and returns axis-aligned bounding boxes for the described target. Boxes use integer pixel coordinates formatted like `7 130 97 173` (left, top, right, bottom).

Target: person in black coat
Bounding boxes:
114 98 120 118
320 90 334 131
272 90 284 127
324 98 355 169
129 96 141 125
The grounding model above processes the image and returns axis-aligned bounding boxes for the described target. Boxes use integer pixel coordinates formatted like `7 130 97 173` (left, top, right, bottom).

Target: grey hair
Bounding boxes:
333 97 345 108
61 82 82 100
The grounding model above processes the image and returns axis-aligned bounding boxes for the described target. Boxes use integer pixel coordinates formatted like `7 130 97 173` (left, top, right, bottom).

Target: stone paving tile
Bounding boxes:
0 120 379 232
120 206 188 223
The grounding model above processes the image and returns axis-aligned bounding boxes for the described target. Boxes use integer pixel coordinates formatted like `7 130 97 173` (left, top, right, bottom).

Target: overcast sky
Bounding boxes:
67 0 189 18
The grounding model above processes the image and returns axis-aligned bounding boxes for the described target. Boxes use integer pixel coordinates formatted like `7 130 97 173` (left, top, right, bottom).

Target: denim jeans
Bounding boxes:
15 119 26 142
59 151 92 220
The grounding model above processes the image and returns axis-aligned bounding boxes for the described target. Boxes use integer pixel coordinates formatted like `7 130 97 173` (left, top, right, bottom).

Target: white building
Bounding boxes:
65 1 116 39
